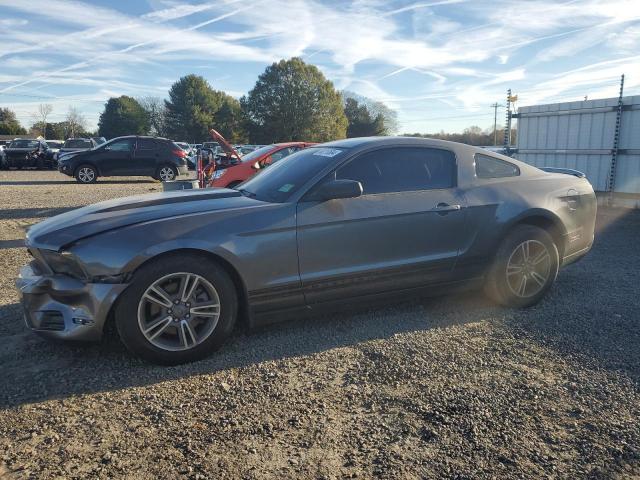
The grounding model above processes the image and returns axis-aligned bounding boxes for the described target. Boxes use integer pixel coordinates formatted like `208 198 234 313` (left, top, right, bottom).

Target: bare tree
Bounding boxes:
32 103 53 137
137 96 167 137
65 106 87 138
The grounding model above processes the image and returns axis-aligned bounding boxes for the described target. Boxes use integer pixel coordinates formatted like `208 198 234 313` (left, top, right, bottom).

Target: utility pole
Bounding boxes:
607 74 625 204
491 102 503 146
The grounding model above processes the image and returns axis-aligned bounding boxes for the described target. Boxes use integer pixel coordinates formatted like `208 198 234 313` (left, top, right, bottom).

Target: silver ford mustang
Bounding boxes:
16 137 597 364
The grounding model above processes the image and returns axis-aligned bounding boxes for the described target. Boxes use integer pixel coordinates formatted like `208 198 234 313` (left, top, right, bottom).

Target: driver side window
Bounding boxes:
108 139 133 152
336 147 456 195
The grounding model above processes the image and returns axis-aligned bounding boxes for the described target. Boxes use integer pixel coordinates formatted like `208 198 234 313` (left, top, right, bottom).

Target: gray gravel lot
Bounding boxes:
0 170 639 479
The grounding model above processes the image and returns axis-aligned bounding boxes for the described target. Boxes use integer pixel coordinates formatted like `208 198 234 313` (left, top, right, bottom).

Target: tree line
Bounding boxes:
0 58 397 143
1 57 513 146
404 125 517 146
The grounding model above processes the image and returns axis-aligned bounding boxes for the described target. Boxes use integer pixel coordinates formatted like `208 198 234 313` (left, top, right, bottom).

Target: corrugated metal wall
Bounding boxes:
515 96 640 193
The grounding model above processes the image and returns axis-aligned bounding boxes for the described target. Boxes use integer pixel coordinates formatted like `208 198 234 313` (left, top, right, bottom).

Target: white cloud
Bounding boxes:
0 0 639 132
0 18 28 27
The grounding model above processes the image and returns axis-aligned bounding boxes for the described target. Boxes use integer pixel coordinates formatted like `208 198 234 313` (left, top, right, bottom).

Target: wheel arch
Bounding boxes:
104 248 250 338
501 209 567 259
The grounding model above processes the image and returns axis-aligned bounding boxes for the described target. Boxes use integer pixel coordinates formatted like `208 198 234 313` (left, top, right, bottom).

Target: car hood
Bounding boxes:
26 188 260 251
59 147 90 154
5 148 33 154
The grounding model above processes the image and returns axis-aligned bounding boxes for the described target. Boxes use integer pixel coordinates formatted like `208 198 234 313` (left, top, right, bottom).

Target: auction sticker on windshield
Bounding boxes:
278 183 295 192
312 148 342 157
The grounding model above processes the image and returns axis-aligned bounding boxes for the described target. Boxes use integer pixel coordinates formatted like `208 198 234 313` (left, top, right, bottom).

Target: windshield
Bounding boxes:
240 145 277 163
239 147 346 203
9 140 39 149
64 139 92 148
46 141 61 148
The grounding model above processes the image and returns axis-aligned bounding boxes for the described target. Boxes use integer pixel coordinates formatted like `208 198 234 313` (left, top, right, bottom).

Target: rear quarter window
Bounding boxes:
475 154 520 178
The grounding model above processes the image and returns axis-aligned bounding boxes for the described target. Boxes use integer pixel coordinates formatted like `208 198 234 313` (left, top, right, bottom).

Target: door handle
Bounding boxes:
431 203 461 215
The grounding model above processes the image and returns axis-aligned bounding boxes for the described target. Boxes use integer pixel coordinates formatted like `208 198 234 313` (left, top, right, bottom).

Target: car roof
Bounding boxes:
273 142 315 147
320 136 472 150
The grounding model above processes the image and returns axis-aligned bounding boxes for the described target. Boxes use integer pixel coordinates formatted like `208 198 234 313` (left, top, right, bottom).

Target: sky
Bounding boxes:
0 0 639 135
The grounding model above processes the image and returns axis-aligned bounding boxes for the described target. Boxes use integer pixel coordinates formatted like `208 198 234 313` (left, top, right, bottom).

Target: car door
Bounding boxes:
134 138 160 175
98 138 134 176
296 146 467 304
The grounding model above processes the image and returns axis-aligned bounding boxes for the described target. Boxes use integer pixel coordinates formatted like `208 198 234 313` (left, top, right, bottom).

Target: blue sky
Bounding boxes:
0 0 639 135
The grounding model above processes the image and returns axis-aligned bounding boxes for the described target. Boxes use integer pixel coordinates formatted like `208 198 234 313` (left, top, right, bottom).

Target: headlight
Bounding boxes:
58 153 76 163
40 250 87 280
212 169 226 179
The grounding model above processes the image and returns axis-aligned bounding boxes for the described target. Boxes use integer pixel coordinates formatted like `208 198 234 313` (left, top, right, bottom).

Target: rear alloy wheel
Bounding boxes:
115 255 237 364
75 165 97 184
158 166 177 182
485 225 559 308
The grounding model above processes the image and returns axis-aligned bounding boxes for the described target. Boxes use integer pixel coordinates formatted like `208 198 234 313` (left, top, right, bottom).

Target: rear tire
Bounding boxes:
485 225 559 308
75 165 97 184
157 165 177 182
115 254 238 365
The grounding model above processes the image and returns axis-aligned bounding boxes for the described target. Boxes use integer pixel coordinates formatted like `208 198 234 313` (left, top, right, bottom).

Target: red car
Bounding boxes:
207 142 315 188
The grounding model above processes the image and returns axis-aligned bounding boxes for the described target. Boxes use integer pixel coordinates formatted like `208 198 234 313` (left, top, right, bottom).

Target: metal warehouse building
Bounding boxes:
514 95 640 200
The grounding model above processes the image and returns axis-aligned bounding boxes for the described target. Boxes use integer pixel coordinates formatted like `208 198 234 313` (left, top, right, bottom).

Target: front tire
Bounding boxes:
75 165 98 184
115 255 238 365
485 225 559 308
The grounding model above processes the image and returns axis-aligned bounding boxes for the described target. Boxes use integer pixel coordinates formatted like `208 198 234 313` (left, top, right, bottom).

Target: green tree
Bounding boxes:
216 95 247 143
37 121 91 140
98 96 149 139
164 75 227 142
241 58 347 143
0 107 26 135
344 97 387 137
342 91 398 134
138 96 168 137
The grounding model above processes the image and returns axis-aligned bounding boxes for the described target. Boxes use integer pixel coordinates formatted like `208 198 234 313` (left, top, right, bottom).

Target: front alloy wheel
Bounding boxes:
76 165 97 183
138 272 221 351
115 255 237 365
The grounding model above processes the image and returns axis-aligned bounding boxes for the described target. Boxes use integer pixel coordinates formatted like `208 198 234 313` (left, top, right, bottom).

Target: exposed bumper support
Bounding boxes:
15 264 128 341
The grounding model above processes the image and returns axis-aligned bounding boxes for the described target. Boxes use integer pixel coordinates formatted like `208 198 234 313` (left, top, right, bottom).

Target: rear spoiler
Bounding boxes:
539 167 586 178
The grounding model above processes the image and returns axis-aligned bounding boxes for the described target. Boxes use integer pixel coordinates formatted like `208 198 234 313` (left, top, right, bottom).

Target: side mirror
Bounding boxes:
306 179 363 202
252 161 261 170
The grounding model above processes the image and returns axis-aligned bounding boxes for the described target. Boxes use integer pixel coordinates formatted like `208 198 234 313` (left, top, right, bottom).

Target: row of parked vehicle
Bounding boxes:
0 133 317 186
0 137 107 170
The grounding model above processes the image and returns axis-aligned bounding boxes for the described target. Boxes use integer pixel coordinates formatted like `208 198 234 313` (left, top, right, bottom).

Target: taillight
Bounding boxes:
172 149 186 158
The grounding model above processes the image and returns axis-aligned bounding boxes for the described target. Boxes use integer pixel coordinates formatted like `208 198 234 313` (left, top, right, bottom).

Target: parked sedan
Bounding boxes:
17 137 596 364
207 142 315 188
57 135 189 183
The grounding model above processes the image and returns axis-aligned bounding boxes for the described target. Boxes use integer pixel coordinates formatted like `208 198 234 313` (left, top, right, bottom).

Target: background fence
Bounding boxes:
514 95 640 194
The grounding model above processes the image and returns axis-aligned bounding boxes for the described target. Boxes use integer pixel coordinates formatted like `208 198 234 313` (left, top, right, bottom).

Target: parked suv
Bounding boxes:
57 136 189 183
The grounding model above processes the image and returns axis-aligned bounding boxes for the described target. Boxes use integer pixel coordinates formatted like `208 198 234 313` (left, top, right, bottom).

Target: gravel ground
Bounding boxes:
0 170 639 479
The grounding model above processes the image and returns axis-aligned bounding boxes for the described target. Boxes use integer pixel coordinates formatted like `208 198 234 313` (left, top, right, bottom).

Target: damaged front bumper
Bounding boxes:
15 263 128 341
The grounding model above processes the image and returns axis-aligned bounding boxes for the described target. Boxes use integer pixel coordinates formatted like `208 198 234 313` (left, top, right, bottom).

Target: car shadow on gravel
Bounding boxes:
0 292 497 409
0 207 76 220
502 208 640 384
